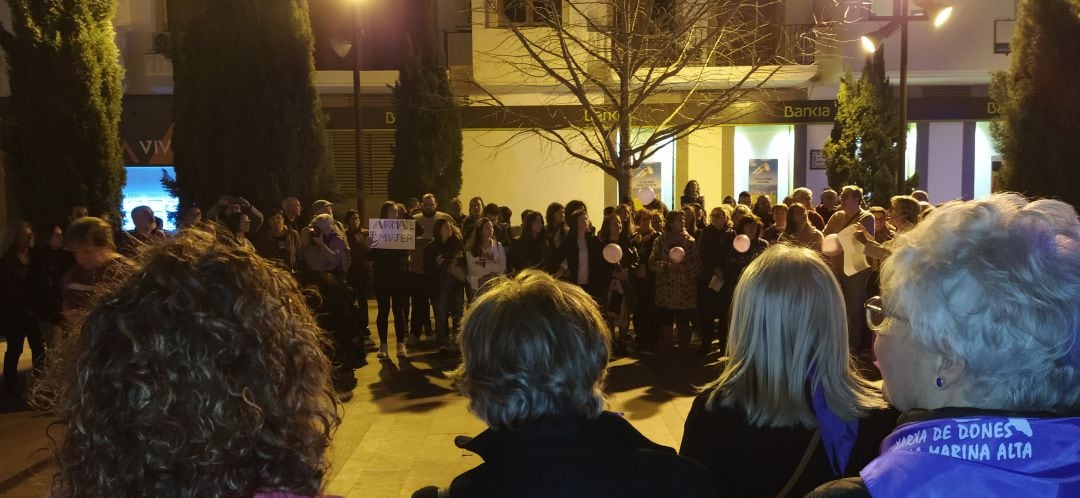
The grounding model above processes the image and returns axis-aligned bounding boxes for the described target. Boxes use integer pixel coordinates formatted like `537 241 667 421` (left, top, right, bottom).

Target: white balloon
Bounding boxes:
668 246 686 264
822 234 842 256
733 234 751 254
637 187 656 206
603 243 623 264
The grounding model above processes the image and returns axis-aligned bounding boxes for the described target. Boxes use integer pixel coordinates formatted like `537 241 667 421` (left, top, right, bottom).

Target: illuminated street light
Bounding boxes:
859 0 953 193
860 21 901 53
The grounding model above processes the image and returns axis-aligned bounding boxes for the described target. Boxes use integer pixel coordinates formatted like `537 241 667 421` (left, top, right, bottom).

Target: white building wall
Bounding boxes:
461 129 607 216
926 122 965 203
805 123 833 200
687 127 725 205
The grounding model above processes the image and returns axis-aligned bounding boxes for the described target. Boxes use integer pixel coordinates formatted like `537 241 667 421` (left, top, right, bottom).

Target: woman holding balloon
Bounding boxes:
596 214 640 356
718 215 770 348
649 210 702 355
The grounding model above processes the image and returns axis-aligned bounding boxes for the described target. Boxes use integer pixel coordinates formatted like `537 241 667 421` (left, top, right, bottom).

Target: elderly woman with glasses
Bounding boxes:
811 193 1080 497
413 270 713 498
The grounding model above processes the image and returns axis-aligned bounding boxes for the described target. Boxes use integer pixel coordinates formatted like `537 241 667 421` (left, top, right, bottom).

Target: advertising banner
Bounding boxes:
631 161 663 208
749 159 778 198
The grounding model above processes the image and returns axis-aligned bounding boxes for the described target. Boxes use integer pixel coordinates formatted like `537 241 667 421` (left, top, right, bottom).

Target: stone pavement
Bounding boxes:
0 307 722 498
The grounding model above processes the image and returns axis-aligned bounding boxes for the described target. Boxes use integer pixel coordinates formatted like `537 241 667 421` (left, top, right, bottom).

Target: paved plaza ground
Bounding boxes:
0 304 722 498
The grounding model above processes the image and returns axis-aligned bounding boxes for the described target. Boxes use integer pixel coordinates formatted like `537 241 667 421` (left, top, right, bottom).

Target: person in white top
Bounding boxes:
465 217 507 300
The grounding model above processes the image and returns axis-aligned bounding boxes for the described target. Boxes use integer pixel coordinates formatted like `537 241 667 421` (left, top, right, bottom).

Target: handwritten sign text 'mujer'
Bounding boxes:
369 218 416 250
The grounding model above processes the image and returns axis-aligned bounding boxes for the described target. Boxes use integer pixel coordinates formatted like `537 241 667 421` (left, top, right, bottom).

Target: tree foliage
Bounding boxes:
171 0 335 213
477 0 821 200
990 0 1080 208
390 37 463 204
0 0 125 224
823 47 908 207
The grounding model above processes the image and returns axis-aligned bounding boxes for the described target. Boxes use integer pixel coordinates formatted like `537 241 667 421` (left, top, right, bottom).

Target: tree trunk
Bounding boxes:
616 159 632 205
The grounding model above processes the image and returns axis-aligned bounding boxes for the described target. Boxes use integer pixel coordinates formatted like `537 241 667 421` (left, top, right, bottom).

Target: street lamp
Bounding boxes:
331 0 365 216
351 0 364 217
860 0 953 195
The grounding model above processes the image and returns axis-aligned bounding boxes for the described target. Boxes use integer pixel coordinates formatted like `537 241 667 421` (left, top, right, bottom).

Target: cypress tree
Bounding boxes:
389 36 462 204
823 47 909 206
171 0 335 212
990 0 1080 208
0 0 125 224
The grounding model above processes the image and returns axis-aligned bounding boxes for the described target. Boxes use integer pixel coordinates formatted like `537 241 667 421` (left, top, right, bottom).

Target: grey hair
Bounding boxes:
452 270 609 429
881 193 1080 413
705 244 885 428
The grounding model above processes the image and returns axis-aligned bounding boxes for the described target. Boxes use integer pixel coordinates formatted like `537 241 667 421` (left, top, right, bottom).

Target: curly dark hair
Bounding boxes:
35 230 341 498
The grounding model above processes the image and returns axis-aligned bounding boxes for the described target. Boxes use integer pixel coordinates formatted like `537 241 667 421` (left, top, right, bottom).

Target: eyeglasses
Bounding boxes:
865 295 908 332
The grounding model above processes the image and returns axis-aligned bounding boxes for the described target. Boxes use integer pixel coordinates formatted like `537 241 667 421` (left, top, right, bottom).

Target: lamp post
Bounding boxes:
860 0 953 195
351 0 364 216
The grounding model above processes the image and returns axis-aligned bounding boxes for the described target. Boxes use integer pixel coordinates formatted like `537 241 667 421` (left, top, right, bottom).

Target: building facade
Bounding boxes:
0 0 1018 225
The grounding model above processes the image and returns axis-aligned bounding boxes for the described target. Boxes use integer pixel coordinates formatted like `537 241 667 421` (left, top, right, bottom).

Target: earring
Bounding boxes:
935 377 945 389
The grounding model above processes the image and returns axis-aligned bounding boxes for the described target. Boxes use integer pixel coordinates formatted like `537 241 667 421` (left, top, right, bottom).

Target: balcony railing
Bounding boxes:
638 23 818 68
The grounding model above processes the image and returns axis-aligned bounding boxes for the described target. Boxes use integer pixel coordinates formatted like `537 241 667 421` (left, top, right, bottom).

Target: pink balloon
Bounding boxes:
603 243 623 264
822 234 841 256
733 234 751 253
668 246 686 264
637 187 656 206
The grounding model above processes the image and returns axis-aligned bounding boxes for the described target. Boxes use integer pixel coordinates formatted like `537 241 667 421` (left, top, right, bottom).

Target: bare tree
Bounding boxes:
471 0 824 200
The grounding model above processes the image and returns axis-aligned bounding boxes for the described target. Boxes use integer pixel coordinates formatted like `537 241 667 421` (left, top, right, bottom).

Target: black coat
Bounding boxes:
414 412 714 498
680 393 898 498
509 234 551 274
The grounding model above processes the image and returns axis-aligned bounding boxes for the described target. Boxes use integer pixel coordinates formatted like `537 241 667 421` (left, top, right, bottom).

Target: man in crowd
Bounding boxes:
208 196 264 234
282 196 305 232
68 205 89 223
817 189 838 224
118 205 166 257
791 187 825 230
823 186 875 354
406 194 454 346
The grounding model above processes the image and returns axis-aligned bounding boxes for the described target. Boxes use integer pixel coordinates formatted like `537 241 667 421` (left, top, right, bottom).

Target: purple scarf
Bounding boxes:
861 415 1080 497
808 366 859 476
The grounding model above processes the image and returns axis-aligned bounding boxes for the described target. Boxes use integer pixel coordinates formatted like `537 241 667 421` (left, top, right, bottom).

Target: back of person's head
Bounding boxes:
65 217 115 251
707 244 883 428
453 270 609 430
891 195 921 226
881 193 1080 413
379 200 397 218
36 230 340 498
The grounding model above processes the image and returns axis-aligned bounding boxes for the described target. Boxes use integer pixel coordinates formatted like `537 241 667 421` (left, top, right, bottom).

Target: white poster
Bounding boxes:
369 218 416 250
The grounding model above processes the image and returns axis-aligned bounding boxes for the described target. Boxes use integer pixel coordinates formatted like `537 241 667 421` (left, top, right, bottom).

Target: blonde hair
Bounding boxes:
452 270 610 429
704 244 885 428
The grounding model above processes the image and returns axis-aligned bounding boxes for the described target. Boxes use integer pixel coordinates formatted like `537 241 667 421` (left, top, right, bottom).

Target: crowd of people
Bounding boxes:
2 183 1078 497
0 182 961 397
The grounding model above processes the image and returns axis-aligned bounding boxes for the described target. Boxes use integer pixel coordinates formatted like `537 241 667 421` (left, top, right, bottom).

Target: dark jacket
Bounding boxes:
29 246 74 323
697 225 733 285
807 407 1080 498
424 236 465 292
413 411 714 498
368 247 410 287
680 393 898 498
509 234 550 274
593 235 640 291
553 233 601 289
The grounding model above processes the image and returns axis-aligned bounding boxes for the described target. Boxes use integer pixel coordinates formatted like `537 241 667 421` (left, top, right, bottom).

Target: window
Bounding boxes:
650 0 677 33
494 0 562 27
